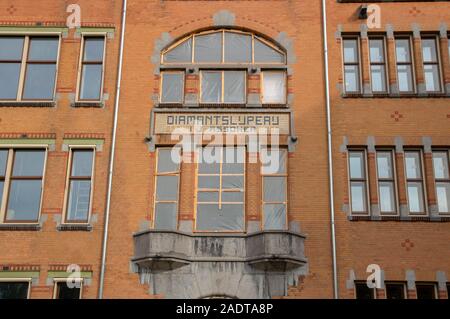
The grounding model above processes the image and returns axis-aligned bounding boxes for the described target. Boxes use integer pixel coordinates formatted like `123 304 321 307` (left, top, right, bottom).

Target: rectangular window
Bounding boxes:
354 282 375 299
78 36 105 101
160 71 184 104
0 36 59 101
416 283 437 299
376 151 397 214
348 150 368 214
153 148 181 230
261 71 286 104
200 70 246 104
432 151 450 214
369 38 388 93
261 149 288 230
53 280 82 299
405 151 426 214
196 147 245 232
395 38 414 93
0 281 30 299
385 282 406 299
422 37 442 92
342 38 361 93
64 149 94 223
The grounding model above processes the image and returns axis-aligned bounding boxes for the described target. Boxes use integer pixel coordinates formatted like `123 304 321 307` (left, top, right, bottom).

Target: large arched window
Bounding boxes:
159 29 287 105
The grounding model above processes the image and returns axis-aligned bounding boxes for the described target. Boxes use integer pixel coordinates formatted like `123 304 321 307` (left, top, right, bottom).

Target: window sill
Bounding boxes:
71 101 104 108
0 101 56 107
348 215 450 222
342 93 449 99
57 224 92 231
0 223 41 231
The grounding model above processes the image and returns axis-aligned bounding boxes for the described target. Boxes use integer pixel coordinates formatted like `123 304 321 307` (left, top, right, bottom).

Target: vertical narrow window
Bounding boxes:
79 37 105 101
0 281 30 299
416 283 437 299
348 150 368 214
405 151 426 214
160 71 184 104
261 71 286 104
422 37 442 92
342 38 361 93
0 37 24 100
200 71 246 104
395 38 414 93
154 148 181 230
376 151 397 214
261 149 288 230
65 149 94 223
432 151 450 214
385 283 406 299
369 38 387 93
355 282 375 299
53 281 82 299
0 150 7 209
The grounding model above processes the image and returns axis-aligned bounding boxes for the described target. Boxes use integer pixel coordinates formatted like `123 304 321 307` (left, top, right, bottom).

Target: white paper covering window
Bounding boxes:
161 72 184 103
262 71 286 104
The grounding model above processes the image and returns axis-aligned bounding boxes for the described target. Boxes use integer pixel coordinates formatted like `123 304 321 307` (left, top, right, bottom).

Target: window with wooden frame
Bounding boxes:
416 282 438 299
153 148 181 230
369 37 388 93
354 281 375 299
404 150 426 214
0 148 46 223
385 282 407 299
0 280 31 299
261 71 287 104
376 150 398 215
395 37 415 93
342 37 361 94
77 36 106 101
0 36 60 101
421 37 442 93
348 150 369 215
63 148 95 224
196 146 245 232
53 279 82 299
432 150 450 214
160 71 185 104
200 70 246 104
261 148 288 230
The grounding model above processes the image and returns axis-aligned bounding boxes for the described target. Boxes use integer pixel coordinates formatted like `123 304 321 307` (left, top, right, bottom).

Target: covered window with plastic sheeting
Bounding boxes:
200 70 246 104
153 148 181 230
196 147 245 232
261 148 288 230
261 71 286 104
160 71 185 104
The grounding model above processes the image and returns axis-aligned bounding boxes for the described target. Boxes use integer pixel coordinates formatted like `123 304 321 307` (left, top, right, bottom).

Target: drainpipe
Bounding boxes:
98 0 127 299
321 0 339 299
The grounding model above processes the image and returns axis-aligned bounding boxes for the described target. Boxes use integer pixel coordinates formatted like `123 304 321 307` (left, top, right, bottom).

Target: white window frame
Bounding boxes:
199 70 247 104
341 36 362 94
347 149 370 216
404 149 428 215
421 36 444 93
52 278 83 299
432 149 450 215
368 36 389 94
0 278 31 299
375 149 399 216
394 36 416 94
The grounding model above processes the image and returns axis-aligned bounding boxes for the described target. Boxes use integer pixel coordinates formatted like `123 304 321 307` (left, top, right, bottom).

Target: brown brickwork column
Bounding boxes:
179 159 195 232
367 150 379 218
247 72 261 107
360 27 372 96
185 72 199 107
247 152 261 232
386 27 399 95
395 152 409 218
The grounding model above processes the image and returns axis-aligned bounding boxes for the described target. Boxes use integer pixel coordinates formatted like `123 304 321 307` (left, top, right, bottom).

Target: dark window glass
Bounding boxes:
355 282 374 299
0 282 29 299
416 284 437 299
55 282 81 299
386 283 405 299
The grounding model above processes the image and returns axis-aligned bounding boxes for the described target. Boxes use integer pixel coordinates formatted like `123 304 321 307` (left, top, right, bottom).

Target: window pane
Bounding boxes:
422 39 437 63
369 39 384 63
198 176 220 189
194 32 222 63
56 282 81 299
351 181 366 213
407 182 425 213
224 71 245 103
377 152 393 179
201 72 222 103
67 180 91 221
12 150 45 177
156 175 179 201
344 65 360 92
424 64 441 92
28 37 59 61
386 284 405 299
349 152 365 179
433 152 449 179
0 37 24 60
161 73 184 103
343 39 358 63
355 283 374 300
154 203 177 230
263 176 286 202
379 182 396 213
416 285 436 299
199 147 221 174
224 32 251 63
0 150 8 176
83 38 105 62
0 282 28 299
261 149 287 174
23 64 56 100
6 180 42 221
254 38 284 63
197 191 219 203
370 65 386 92
222 176 244 190
0 181 4 209
196 204 244 231
71 150 93 177
163 37 192 63
405 152 422 179
262 72 286 104
222 191 244 203
436 183 450 213
157 149 180 173
0 63 21 99
397 65 413 92
80 64 102 100
395 39 411 63
264 204 286 230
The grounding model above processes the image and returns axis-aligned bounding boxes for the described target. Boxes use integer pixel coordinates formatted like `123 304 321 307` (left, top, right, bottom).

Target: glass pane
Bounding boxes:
222 147 245 174
71 150 93 177
261 149 287 174
0 181 3 209
23 64 56 100
163 37 192 63
344 65 360 92
157 149 180 173
264 204 286 230
263 176 286 202
262 72 286 104
194 32 222 63
199 147 221 173
28 37 59 61
201 72 222 103
343 39 358 63
83 38 105 62
416 285 436 300
12 150 45 177
370 65 386 92
0 150 8 176
224 32 251 63
196 203 244 231
355 284 374 300
395 39 411 63
222 176 244 190
433 152 449 179
0 282 29 299
254 38 284 63
424 64 441 92
154 203 177 230
436 183 450 213
397 65 413 92
222 191 244 203
386 284 405 300
349 151 365 179
379 182 396 213
351 181 367 213
80 64 102 100
377 152 393 179
67 180 91 221
6 180 42 221
197 191 219 203
422 39 437 62
369 39 384 63
56 283 81 299
224 71 245 103
405 152 422 179
407 182 425 213
161 73 184 103
156 175 179 201
0 37 24 60
0 63 21 99
198 176 220 189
